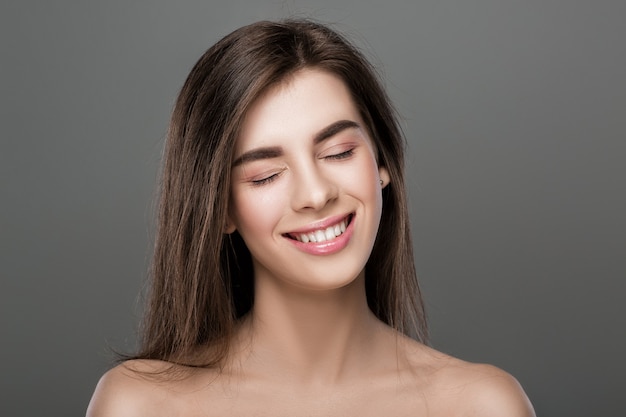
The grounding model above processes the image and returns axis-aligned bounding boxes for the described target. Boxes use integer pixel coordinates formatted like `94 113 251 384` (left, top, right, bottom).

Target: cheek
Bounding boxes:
231 186 286 237
342 156 382 201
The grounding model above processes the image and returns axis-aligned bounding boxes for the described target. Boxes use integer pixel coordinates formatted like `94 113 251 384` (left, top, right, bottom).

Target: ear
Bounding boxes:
224 217 236 234
378 166 390 188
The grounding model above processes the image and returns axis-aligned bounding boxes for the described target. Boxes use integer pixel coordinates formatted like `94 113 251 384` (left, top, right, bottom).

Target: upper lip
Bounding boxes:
284 213 353 235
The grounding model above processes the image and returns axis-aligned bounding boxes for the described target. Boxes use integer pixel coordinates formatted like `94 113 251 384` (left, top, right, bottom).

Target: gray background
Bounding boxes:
1 1 624 416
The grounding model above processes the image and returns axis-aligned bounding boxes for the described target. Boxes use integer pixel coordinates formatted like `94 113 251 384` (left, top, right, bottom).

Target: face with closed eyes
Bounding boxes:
228 69 389 293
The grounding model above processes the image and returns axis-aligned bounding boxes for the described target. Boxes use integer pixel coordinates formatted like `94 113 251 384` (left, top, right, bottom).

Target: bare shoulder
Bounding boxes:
86 360 175 417
448 361 536 417
400 340 535 417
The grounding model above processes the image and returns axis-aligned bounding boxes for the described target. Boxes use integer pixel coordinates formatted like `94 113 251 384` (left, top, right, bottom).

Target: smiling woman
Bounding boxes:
229 70 386 285
86 19 535 417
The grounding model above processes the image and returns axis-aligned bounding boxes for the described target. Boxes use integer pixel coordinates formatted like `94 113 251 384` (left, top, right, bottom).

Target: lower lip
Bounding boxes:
286 216 354 256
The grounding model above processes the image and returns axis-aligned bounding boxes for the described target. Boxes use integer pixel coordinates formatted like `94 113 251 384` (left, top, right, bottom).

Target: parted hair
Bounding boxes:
134 19 427 367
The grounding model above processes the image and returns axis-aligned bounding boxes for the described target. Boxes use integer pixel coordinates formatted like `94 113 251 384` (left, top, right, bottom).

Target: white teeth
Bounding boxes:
292 218 349 243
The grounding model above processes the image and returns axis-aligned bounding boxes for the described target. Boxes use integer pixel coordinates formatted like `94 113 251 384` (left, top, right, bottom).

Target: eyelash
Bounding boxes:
325 148 355 160
251 172 281 186
249 149 355 186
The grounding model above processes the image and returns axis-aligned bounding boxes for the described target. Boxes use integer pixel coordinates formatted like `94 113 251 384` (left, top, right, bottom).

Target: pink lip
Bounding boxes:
286 213 352 234
283 214 355 256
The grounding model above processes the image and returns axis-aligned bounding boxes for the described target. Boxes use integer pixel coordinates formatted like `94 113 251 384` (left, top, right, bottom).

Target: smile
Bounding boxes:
285 214 353 243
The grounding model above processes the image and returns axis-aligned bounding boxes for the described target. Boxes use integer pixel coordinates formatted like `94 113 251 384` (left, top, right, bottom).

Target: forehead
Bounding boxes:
235 69 367 151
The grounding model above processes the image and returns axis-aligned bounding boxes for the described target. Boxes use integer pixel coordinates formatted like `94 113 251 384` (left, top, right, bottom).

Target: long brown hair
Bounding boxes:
134 19 427 368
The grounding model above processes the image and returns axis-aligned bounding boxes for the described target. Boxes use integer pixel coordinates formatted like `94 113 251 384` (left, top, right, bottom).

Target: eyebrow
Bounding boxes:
232 119 361 167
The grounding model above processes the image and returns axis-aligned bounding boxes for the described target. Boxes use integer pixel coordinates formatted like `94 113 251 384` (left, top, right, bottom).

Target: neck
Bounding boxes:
234 271 387 385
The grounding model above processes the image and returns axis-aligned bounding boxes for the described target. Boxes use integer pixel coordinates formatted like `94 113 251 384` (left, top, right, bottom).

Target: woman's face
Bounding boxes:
229 69 389 292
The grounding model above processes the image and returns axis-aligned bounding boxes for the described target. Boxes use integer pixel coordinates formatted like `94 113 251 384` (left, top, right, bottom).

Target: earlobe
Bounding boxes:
225 218 236 234
378 166 390 188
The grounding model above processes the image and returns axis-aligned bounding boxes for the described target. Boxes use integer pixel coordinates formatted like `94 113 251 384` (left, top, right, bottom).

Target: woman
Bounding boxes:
87 19 535 416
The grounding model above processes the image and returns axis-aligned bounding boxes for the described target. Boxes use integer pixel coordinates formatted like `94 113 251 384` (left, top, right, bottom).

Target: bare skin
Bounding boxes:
87 70 535 416
87 274 534 417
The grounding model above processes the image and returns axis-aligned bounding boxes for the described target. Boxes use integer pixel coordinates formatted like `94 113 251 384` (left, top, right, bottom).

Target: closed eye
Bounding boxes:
324 148 354 160
251 172 281 186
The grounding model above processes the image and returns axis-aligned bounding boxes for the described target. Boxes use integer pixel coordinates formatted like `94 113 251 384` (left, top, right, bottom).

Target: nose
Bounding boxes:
291 164 338 211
